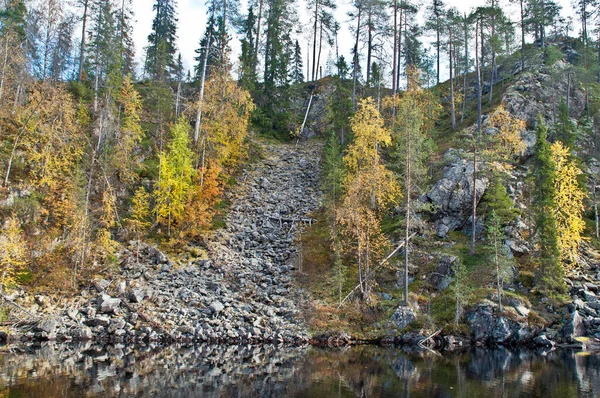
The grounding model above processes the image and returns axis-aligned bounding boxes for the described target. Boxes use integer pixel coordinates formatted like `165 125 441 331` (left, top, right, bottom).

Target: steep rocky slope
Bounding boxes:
1 141 323 345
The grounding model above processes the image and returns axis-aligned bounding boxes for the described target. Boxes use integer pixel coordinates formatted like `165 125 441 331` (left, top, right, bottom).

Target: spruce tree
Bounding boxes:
532 114 564 293
290 40 304 84
145 0 178 81
555 99 576 150
239 6 257 91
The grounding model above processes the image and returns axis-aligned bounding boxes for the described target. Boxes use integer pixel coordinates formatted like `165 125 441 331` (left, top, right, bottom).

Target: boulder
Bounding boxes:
562 310 586 341
129 288 146 304
70 326 93 341
34 319 58 334
466 305 494 342
429 256 457 291
390 306 416 329
426 158 489 237
210 301 225 315
491 317 513 344
533 334 555 348
98 294 121 314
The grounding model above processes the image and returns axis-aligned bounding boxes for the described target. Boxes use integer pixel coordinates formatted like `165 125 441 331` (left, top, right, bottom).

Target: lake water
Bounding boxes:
0 343 598 397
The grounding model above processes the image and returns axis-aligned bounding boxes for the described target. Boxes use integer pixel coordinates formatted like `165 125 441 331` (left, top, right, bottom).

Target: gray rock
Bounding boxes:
34 319 58 334
390 306 416 329
129 288 146 304
85 316 111 327
533 334 555 348
426 158 489 237
430 256 457 291
562 310 586 341
210 301 225 315
70 326 93 340
491 317 513 343
98 294 121 314
466 305 494 342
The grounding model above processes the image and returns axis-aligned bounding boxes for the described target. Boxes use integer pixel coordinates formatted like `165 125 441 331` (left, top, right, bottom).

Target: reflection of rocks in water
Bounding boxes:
1 344 600 397
0 343 308 397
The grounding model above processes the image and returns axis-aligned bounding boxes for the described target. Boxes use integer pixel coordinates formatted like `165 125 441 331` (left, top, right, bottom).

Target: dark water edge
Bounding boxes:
0 343 599 397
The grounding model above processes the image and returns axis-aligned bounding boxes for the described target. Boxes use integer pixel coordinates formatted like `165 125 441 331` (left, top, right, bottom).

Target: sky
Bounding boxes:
130 0 577 81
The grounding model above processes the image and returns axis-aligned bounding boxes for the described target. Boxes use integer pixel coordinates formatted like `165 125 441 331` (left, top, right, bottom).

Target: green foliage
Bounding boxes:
326 78 353 144
486 210 515 310
323 132 345 207
480 173 519 225
545 45 564 67
155 117 195 236
532 114 565 293
145 0 178 81
452 258 470 324
554 99 576 150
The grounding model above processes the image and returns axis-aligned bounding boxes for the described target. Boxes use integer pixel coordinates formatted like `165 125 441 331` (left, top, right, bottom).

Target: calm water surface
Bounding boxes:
0 343 598 397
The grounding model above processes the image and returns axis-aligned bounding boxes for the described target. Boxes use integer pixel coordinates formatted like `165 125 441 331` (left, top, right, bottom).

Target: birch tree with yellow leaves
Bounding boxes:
0 216 27 294
336 98 401 300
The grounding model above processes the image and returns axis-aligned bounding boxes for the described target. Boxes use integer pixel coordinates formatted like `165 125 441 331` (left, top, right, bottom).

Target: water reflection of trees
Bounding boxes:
0 344 599 397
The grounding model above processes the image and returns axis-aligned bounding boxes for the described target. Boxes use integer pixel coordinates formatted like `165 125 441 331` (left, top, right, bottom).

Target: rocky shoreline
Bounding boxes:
2 140 600 352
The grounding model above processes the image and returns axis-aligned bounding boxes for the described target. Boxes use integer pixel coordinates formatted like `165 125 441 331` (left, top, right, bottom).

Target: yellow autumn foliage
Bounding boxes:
487 103 527 158
550 141 587 265
0 216 27 293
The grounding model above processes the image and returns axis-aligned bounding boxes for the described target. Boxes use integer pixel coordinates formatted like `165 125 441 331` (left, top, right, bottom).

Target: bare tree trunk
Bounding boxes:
311 0 319 81
594 180 599 238
396 5 403 90
392 1 397 94
461 13 468 124
449 31 456 130
78 0 89 81
488 0 497 104
254 0 263 74
194 29 212 144
471 19 482 256
366 13 372 86
315 20 323 81
352 8 361 111
494 234 502 311
404 125 411 305
0 37 10 104
520 0 525 72
175 80 181 117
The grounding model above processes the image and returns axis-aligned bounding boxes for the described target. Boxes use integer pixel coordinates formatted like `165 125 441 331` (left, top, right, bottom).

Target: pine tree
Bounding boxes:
115 0 136 77
155 117 195 237
532 114 564 293
307 0 336 81
389 68 440 303
425 0 446 85
145 0 178 81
